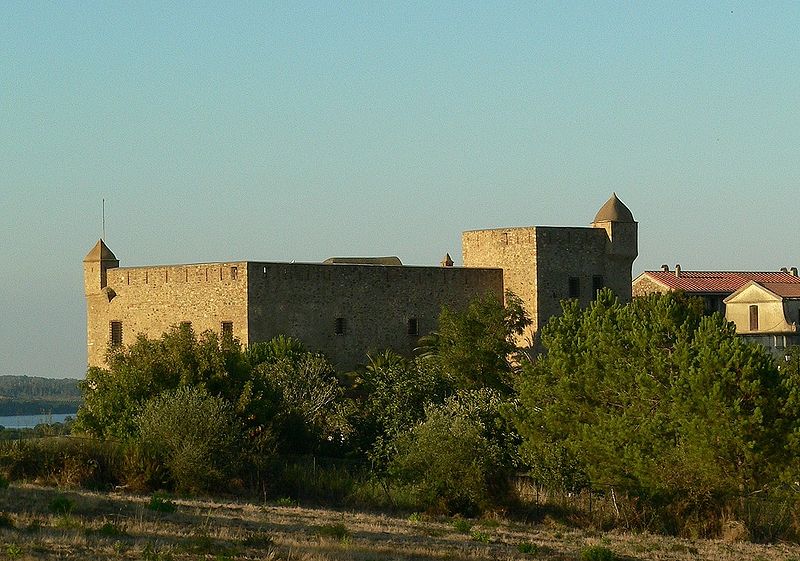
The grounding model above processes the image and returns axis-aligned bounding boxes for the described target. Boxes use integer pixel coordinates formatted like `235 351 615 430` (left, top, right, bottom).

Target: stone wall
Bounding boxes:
631 275 670 297
85 262 248 368
85 257 503 371
533 226 613 331
462 225 632 343
247 262 504 370
462 227 539 342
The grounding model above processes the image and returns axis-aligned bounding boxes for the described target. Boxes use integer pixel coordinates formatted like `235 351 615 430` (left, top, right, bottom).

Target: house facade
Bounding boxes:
633 267 800 356
724 281 800 355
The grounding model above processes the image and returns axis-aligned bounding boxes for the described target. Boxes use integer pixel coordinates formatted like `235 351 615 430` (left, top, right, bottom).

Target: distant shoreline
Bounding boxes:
0 400 82 417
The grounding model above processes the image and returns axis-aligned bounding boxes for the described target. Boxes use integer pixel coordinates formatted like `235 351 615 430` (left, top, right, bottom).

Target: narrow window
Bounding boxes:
334 317 346 335
500 232 509 245
568 277 580 299
592 275 604 297
407 318 419 336
749 305 759 331
221 321 233 338
230 266 238 280
110 321 123 347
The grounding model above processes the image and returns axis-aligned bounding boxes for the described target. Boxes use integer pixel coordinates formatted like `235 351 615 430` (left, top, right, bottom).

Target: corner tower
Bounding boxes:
83 239 119 295
84 239 119 367
590 193 638 300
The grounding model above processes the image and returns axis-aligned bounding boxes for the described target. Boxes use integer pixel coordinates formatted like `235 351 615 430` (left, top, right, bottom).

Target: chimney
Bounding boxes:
661 264 669 272
792 267 798 277
781 267 788 273
675 264 681 278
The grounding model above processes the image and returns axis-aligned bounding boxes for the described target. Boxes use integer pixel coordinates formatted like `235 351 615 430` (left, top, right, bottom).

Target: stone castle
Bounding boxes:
84 194 637 370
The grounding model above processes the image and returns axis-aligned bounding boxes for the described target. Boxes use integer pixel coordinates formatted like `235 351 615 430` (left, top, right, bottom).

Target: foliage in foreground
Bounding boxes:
513 289 800 536
137 386 242 493
23 289 800 540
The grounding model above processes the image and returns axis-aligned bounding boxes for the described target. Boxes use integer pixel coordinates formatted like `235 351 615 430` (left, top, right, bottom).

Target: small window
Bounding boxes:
334 317 346 335
568 277 580 299
230 266 238 280
221 321 233 338
749 305 759 331
592 275 604 296
110 321 123 347
500 232 509 245
407 318 419 336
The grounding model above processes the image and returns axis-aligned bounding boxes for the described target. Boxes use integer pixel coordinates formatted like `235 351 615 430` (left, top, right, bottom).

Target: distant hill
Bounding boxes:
0 375 82 416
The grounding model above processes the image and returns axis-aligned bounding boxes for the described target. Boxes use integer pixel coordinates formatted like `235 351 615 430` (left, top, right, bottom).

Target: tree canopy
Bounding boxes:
512 290 798 508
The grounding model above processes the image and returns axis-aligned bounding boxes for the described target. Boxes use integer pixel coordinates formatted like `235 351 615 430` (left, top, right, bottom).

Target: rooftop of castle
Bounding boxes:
322 256 403 266
593 193 635 223
83 239 118 263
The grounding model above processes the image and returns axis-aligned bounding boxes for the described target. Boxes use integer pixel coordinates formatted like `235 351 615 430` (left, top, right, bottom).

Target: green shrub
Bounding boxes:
452 518 472 534
470 530 491 543
48 495 74 515
390 390 514 516
580 545 616 561
137 386 243 494
147 494 176 513
5 544 22 559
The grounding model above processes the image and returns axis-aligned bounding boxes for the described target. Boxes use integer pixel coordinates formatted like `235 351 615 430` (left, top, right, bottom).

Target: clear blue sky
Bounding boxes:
2 2 799 378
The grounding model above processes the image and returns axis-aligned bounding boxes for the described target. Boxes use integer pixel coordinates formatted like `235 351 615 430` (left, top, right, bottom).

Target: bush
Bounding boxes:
389 389 516 516
137 386 243 493
580 545 616 561
147 494 176 513
48 495 74 515
0 437 124 489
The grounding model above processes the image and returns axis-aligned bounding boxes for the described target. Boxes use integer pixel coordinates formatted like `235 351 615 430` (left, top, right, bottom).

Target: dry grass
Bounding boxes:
0 484 798 560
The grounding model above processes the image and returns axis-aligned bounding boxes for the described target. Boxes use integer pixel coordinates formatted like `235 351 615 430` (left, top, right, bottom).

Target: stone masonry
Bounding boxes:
85 194 637 370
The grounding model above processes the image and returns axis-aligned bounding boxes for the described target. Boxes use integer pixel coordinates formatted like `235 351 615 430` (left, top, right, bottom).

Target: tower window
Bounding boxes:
749 305 759 331
568 277 580 299
110 321 123 347
334 317 346 335
592 275 604 296
221 321 233 338
230 266 238 280
407 318 419 336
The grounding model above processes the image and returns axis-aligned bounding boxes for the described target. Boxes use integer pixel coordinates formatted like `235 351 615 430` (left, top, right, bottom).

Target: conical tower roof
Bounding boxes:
593 193 635 223
83 239 118 262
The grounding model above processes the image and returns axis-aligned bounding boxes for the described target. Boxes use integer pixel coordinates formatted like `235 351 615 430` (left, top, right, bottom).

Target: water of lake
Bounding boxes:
0 412 77 429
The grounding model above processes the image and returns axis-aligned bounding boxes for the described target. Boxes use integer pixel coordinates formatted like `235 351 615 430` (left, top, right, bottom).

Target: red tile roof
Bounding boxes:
639 271 800 294
760 282 800 298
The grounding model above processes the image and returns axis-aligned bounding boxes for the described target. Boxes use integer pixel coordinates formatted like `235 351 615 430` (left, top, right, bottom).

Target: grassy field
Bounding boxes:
0 484 798 561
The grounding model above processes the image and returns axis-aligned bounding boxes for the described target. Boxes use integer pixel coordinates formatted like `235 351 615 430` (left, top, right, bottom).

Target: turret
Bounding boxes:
83 239 119 295
591 193 638 260
591 193 638 301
